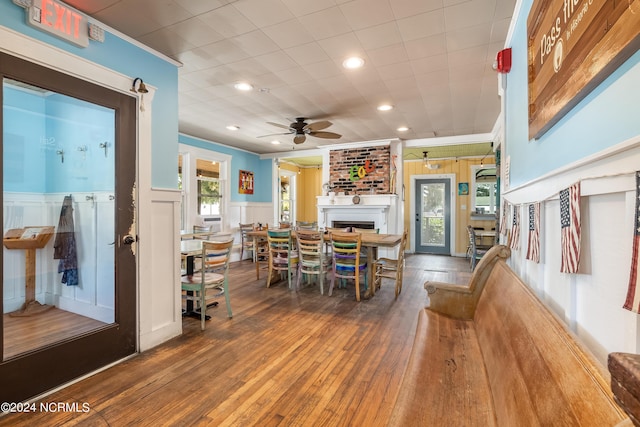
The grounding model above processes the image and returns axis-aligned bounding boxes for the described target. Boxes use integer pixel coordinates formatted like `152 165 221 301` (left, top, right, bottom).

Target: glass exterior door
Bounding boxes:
1 53 137 402
415 178 451 254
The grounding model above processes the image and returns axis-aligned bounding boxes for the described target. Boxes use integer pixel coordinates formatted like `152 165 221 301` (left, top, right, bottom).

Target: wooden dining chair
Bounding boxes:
329 231 367 301
254 223 270 279
295 230 330 294
239 223 255 261
193 224 212 240
266 229 298 289
467 226 489 270
373 229 408 299
296 221 317 231
181 238 234 330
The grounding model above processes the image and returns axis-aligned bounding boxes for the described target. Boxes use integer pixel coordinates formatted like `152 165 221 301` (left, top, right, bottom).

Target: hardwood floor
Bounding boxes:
0 254 470 426
3 308 106 360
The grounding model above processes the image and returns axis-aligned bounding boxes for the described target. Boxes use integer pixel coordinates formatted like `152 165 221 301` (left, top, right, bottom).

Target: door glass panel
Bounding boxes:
3 78 115 360
420 182 445 247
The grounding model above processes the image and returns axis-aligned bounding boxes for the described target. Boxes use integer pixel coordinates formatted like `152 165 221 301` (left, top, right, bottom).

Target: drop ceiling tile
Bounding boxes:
301 60 343 80
272 67 314 85
403 34 447 59
280 0 338 16
232 30 281 57
200 4 257 38
298 7 352 40
254 51 300 72
232 0 294 27
377 62 415 81
410 54 449 75
166 18 226 48
92 3 164 37
355 22 403 51
177 48 223 72
317 33 366 62
490 17 512 42
285 42 332 66
396 9 446 42
367 43 409 67
339 0 394 30
199 39 250 65
446 24 492 52
138 28 196 57
389 0 444 19
262 19 316 49
445 0 497 30
174 0 231 15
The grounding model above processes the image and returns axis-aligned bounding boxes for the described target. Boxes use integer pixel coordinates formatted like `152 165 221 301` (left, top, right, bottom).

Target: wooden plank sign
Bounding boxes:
527 0 640 140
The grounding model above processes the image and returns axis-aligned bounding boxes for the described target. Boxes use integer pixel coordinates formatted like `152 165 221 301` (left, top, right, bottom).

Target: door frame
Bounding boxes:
410 174 457 254
0 38 142 400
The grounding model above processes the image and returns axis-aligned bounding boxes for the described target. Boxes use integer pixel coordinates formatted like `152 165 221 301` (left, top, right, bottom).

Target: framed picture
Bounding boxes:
458 182 469 196
239 170 254 194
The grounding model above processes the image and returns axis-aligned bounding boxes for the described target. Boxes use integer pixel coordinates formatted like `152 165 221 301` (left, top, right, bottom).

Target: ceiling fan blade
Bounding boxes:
293 134 306 144
309 131 341 139
257 131 292 138
304 120 332 131
266 121 291 130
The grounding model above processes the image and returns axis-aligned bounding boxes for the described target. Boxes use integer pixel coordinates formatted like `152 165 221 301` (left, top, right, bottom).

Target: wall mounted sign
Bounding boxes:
527 0 640 139
348 159 375 182
24 0 90 47
238 170 254 195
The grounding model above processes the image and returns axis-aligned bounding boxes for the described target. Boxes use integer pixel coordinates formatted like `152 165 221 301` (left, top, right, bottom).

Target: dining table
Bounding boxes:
246 229 403 299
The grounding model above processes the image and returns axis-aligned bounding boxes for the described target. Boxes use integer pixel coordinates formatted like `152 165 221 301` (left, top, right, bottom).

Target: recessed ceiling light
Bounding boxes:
271 140 281 145
377 104 393 111
343 56 365 69
397 126 409 132
234 82 253 91
226 125 239 131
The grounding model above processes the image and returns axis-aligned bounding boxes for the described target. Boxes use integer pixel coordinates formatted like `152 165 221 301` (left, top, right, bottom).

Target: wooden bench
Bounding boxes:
389 245 630 426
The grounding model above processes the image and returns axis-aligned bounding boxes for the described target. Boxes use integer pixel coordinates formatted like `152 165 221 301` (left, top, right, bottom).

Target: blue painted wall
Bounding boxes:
179 133 273 203
504 0 640 188
4 86 114 193
0 0 179 189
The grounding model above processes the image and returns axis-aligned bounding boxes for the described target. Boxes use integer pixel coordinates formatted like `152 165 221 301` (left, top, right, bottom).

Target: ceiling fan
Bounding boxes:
258 117 342 144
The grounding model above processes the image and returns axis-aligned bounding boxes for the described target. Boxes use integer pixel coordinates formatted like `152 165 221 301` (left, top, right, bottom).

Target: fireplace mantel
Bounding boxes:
316 194 398 234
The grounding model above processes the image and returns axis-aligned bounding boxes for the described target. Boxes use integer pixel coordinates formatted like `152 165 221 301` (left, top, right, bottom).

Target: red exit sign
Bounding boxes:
27 0 89 48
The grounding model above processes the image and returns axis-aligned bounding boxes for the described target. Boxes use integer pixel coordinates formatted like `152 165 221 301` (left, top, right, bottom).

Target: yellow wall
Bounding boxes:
279 163 321 223
403 159 496 254
298 167 322 222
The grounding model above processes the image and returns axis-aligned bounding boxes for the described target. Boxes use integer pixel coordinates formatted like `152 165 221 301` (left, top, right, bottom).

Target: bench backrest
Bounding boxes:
474 260 626 425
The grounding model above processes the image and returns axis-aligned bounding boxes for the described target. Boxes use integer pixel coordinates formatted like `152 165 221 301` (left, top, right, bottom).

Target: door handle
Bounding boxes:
122 234 136 245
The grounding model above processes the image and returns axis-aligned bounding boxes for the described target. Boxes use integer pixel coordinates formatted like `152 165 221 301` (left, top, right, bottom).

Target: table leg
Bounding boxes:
363 246 378 299
182 254 216 320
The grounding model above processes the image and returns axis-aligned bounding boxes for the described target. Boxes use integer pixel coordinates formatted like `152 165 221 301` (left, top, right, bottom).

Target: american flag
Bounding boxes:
500 201 509 236
509 205 520 250
526 203 541 263
560 183 581 273
623 172 640 312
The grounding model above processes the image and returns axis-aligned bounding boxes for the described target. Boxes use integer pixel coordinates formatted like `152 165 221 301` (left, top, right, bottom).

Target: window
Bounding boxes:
471 166 497 215
196 159 221 216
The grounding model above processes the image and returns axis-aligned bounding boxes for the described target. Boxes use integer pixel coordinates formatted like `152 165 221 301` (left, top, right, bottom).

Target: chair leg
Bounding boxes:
329 265 336 296
223 279 232 319
267 256 273 288
200 288 206 331
355 270 360 302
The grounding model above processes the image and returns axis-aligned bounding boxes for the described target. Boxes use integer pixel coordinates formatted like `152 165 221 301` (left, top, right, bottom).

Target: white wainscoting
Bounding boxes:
3 192 115 323
502 135 640 364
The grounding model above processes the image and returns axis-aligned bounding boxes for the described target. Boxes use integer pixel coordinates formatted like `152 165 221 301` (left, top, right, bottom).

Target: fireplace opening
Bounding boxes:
332 220 375 230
